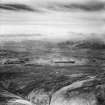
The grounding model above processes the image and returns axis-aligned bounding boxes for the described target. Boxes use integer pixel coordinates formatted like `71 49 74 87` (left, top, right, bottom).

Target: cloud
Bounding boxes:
0 3 41 12
0 1 105 12
46 2 105 12
0 0 91 4
0 0 31 4
64 2 105 11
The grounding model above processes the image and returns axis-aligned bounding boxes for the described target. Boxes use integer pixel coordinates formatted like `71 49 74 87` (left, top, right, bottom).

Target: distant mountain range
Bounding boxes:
0 40 58 52
0 39 105 52
0 39 105 66
74 40 105 49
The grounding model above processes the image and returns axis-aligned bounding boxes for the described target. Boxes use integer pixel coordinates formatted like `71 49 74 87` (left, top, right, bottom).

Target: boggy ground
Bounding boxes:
0 47 105 105
0 64 105 105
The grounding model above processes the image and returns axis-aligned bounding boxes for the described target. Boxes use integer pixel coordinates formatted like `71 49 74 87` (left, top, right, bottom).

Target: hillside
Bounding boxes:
0 40 105 66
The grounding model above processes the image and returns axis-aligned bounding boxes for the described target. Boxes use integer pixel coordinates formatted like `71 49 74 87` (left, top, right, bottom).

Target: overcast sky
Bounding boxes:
0 0 105 42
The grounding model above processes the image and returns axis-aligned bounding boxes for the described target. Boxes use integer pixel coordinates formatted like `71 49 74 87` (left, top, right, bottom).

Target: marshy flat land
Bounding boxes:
0 40 105 105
